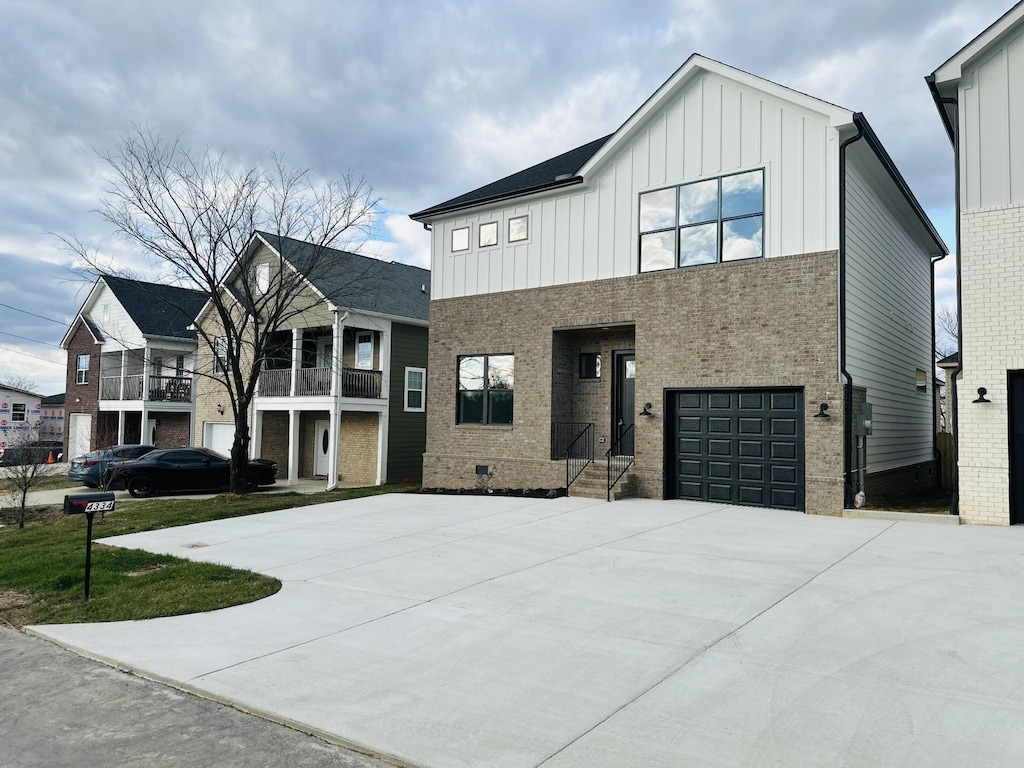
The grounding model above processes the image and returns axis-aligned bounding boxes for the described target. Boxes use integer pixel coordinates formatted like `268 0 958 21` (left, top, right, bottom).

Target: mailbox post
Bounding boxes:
63 492 115 600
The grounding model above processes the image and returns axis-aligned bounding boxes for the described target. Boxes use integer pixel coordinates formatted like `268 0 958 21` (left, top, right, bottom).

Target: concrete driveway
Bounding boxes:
28 494 1024 767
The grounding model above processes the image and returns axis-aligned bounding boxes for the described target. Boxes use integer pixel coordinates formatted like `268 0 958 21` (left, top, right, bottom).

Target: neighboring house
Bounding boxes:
0 383 45 456
39 392 65 443
192 232 429 488
411 54 946 514
928 1 1024 524
60 276 207 460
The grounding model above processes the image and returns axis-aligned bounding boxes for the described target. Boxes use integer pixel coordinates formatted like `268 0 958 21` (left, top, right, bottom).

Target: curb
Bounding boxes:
842 508 959 525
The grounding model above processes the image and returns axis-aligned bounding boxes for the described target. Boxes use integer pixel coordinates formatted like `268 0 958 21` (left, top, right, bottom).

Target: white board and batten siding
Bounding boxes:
431 71 843 301
844 145 936 473
958 28 1024 211
90 281 146 350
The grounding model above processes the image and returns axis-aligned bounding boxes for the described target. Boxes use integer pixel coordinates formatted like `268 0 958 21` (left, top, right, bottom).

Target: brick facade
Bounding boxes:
340 411 379 485
424 250 847 515
956 203 1024 524
63 324 101 459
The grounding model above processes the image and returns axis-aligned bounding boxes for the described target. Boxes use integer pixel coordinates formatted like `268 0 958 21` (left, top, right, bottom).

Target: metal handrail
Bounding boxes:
606 423 635 502
556 422 594 489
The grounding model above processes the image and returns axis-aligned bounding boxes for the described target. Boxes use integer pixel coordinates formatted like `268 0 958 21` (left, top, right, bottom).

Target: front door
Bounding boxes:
1009 372 1024 524
613 351 635 456
314 419 330 476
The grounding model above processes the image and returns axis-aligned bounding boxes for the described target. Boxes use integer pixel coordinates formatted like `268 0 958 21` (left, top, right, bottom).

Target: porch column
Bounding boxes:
116 410 125 445
327 409 340 490
376 408 388 486
287 408 299 485
119 350 127 399
141 346 151 402
377 319 392 401
250 409 263 459
290 329 302 396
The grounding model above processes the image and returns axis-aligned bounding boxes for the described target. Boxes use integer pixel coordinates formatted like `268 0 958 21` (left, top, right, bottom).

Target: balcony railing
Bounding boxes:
256 367 383 399
99 374 143 400
148 376 193 403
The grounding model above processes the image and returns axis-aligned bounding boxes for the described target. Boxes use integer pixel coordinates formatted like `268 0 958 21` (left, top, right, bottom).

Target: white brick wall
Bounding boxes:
957 203 1024 525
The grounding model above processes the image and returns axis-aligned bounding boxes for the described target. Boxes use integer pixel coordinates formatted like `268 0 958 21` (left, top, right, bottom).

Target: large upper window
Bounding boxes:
457 354 514 425
214 337 228 375
639 169 764 272
76 354 90 384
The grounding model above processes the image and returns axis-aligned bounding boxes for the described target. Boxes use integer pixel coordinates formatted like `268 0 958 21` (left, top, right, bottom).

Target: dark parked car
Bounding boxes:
108 447 278 498
68 444 156 488
0 440 63 466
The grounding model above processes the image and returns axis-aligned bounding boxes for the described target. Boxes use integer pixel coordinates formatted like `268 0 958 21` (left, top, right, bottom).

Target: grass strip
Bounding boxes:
0 484 415 627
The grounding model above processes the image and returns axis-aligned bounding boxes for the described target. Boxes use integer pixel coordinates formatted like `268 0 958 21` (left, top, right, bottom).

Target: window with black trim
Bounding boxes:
214 337 227 375
76 354 90 384
457 354 514 425
508 215 529 243
639 169 764 272
479 221 498 248
579 353 601 379
11 403 26 422
452 226 469 252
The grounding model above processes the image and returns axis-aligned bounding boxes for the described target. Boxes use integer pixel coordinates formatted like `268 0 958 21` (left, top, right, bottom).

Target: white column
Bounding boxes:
290 329 301 396
287 408 299 485
141 346 151 402
376 408 388 486
327 408 340 490
377 319 392 401
116 410 125 444
250 409 263 459
119 350 127 400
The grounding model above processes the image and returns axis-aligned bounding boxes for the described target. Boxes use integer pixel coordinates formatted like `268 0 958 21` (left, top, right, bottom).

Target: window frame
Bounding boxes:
404 366 426 413
478 221 499 249
355 331 374 370
579 352 601 380
76 354 90 385
214 337 228 375
451 226 470 253
255 262 270 293
507 215 529 243
456 353 514 426
638 168 765 273
11 403 26 423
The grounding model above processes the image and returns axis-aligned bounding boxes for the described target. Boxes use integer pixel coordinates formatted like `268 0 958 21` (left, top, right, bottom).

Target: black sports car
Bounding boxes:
107 447 278 498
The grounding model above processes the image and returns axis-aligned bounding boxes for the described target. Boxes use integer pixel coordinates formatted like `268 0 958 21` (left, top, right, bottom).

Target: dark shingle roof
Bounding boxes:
937 351 959 366
101 276 208 339
255 233 430 322
410 134 612 220
41 393 65 406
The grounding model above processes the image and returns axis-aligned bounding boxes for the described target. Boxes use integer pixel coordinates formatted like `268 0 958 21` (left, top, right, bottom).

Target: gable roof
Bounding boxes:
255 232 430 322
931 1 1024 85
0 383 43 398
410 135 612 220
101 276 208 340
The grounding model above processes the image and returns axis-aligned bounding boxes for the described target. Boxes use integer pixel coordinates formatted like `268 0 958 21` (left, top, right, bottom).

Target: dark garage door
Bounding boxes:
671 389 804 511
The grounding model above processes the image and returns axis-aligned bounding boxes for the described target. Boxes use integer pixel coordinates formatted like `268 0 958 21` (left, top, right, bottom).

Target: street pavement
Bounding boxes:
28 494 1024 768
0 625 391 768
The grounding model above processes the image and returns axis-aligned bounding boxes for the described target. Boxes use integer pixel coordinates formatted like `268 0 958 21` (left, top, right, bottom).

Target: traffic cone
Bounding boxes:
46 451 55 464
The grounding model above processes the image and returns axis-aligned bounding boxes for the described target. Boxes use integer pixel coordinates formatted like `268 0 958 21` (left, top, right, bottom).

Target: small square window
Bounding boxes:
479 222 498 248
579 353 601 379
452 227 469 252
508 216 529 243
11 403 26 422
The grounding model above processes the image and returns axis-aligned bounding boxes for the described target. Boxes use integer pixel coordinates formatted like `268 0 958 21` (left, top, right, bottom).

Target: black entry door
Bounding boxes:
1009 372 1024 524
671 388 804 510
613 351 635 455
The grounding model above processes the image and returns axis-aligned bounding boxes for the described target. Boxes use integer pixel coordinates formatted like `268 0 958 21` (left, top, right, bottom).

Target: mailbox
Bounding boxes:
64 492 115 517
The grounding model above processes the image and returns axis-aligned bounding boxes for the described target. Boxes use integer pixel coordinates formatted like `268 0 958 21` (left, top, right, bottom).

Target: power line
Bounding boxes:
0 301 66 325
0 330 63 348
0 344 63 366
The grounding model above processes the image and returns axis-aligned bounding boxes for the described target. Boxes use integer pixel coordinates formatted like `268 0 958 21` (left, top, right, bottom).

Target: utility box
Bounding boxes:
856 403 873 437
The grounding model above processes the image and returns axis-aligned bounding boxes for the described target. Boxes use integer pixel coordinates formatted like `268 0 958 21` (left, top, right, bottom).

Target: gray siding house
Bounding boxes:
412 54 945 514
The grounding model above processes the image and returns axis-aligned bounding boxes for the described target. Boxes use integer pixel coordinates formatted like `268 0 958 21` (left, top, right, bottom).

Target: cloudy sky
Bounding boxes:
0 0 1008 394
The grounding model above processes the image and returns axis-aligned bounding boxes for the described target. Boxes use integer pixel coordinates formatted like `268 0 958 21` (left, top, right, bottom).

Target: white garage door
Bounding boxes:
68 413 92 460
204 422 234 458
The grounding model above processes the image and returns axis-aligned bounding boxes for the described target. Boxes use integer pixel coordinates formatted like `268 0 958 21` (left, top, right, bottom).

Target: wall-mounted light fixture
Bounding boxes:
216 403 225 415
814 403 831 418
973 387 991 404
639 402 653 417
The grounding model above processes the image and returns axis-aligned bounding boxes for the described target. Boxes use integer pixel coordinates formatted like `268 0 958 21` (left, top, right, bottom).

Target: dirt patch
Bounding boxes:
0 589 33 628
0 504 63 526
126 565 167 578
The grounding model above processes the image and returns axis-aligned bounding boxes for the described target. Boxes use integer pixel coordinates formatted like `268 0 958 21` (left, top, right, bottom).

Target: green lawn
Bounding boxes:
0 473 80 494
0 483 416 628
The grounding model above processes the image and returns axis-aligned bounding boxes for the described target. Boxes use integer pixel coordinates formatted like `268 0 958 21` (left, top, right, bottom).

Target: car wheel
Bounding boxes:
127 474 155 498
244 471 258 493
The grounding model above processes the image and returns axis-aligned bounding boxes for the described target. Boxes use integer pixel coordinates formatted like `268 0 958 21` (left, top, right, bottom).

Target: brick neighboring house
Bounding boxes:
60 276 207 460
193 232 429 488
411 54 946 514
928 1 1024 525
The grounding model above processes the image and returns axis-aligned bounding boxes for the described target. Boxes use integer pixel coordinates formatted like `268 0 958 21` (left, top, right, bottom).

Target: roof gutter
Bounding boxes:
926 73 962 516
410 176 584 222
839 121 866 509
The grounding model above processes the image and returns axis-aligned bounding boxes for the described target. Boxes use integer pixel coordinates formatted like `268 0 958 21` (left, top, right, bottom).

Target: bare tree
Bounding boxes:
0 376 38 392
63 127 382 493
935 304 959 360
1 430 50 528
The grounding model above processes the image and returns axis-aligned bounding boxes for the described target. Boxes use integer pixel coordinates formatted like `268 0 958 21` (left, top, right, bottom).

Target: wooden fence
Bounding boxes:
936 431 954 489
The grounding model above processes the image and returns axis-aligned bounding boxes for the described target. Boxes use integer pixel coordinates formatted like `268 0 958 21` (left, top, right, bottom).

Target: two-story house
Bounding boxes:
411 54 946 515
193 232 429 488
0 383 46 457
60 276 207 460
928 1 1024 525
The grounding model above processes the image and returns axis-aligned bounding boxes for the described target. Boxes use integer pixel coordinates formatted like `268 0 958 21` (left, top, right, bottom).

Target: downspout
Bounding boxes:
839 117 866 509
325 308 349 492
927 74 962 515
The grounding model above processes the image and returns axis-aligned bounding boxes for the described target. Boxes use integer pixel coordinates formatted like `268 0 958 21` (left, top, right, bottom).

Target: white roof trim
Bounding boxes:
932 1 1024 84
576 54 855 178
59 277 121 348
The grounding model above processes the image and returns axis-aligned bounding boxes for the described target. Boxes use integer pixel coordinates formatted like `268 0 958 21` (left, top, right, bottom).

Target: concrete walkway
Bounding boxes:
28 495 1024 768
